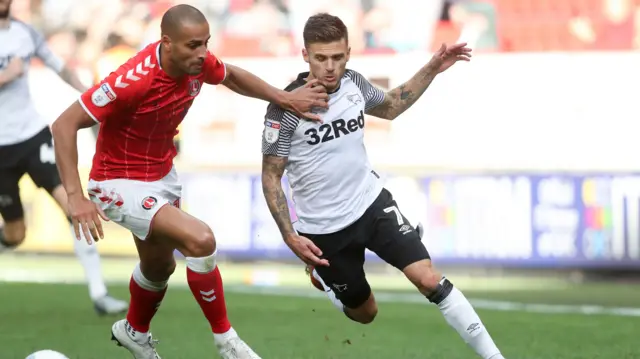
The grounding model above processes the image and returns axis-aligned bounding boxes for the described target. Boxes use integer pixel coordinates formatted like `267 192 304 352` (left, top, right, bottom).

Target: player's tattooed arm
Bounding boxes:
367 43 472 120
262 155 295 239
366 63 439 120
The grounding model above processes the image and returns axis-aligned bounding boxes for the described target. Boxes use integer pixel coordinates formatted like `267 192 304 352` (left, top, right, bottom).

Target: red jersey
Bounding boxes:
79 41 226 181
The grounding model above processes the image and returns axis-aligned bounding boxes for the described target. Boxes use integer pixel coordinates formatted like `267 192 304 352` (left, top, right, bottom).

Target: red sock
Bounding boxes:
126 276 167 333
186 266 232 333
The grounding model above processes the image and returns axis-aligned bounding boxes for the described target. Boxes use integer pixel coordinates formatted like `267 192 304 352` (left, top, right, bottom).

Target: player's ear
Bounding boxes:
161 34 172 52
346 47 351 62
302 48 309 63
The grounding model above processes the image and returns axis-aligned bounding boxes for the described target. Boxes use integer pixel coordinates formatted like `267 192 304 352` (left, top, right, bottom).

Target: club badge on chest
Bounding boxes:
188 79 201 97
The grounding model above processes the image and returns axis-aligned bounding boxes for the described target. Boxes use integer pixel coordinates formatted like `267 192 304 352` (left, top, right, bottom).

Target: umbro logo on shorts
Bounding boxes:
142 196 157 210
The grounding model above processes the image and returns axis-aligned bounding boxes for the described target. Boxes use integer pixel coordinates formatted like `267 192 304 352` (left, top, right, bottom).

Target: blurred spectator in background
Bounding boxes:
287 0 366 54
447 0 499 51
363 0 441 53
11 0 640 93
225 0 292 56
94 33 136 83
569 0 640 50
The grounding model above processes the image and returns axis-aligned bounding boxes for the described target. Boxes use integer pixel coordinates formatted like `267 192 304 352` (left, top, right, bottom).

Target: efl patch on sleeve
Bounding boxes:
91 83 117 107
264 119 281 144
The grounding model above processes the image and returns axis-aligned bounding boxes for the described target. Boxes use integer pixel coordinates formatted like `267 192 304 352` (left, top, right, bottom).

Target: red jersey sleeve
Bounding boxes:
203 51 227 85
78 66 146 123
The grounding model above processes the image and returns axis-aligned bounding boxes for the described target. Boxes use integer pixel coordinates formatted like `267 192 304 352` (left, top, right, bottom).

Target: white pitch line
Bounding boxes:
2 274 640 317
225 284 640 318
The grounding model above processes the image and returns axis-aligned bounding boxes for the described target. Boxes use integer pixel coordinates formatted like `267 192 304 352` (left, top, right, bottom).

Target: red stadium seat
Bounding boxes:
430 21 461 52
218 35 270 57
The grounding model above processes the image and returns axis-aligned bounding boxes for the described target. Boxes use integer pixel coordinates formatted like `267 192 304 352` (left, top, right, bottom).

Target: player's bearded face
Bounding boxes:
303 38 350 92
169 22 210 75
0 0 11 18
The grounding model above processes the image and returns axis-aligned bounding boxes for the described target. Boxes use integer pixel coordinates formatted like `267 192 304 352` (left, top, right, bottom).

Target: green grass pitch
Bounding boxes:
1 279 639 359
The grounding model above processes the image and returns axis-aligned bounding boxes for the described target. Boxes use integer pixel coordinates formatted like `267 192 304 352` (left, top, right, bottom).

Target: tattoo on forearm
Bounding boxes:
399 84 413 101
262 157 294 237
368 65 438 120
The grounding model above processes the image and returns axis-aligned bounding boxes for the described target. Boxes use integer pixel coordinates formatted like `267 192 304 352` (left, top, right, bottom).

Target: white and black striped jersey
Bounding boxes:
262 69 386 234
0 19 65 145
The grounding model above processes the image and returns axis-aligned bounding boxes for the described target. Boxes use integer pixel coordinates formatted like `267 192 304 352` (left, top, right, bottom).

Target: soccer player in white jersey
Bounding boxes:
0 0 127 315
262 13 506 359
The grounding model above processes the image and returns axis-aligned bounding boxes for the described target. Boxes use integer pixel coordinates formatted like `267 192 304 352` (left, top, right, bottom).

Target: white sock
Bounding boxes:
437 285 504 359
312 269 345 312
73 225 108 300
213 327 238 346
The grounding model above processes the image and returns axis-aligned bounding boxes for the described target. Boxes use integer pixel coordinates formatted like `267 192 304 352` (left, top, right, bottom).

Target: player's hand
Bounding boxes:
68 193 109 244
429 43 472 74
282 79 329 122
284 233 330 267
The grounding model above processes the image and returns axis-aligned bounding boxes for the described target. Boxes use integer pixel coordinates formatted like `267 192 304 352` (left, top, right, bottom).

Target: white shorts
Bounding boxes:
87 167 181 240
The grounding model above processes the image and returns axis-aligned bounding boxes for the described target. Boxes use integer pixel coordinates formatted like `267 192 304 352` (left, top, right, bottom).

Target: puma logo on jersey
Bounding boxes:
304 110 364 145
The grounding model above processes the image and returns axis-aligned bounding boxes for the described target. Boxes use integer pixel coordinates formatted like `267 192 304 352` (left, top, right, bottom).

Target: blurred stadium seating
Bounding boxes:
20 0 640 67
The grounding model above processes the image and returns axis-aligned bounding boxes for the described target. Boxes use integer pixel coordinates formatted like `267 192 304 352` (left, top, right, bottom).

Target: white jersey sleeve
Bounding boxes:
31 28 64 73
345 69 385 111
17 21 64 73
261 104 300 157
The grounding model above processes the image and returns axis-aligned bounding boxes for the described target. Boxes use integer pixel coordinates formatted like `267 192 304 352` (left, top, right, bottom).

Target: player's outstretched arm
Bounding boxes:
366 43 472 121
0 57 24 87
223 64 328 121
30 25 88 93
51 102 108 243
58 66 88 93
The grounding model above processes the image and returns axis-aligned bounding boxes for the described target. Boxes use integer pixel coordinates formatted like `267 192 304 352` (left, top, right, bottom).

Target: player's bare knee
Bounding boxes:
350 301 378 324
184 227 216 258
347 293 377 324
404 260 443 296
184 228 218 274
416 268 443 296
3 221 26 247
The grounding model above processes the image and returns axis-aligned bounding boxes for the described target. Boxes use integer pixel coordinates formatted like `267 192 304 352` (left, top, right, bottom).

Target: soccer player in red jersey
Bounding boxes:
50 5 328 359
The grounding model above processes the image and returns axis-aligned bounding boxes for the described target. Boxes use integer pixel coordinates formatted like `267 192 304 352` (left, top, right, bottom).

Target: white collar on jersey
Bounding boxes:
155 43 162 70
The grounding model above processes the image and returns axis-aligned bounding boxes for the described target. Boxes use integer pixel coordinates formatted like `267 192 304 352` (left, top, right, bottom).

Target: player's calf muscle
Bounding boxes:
139 249 177 282
141 258 176 282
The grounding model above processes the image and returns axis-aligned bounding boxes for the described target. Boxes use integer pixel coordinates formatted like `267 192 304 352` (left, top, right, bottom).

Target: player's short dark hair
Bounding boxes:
160 4 207 37
303 13 348 47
